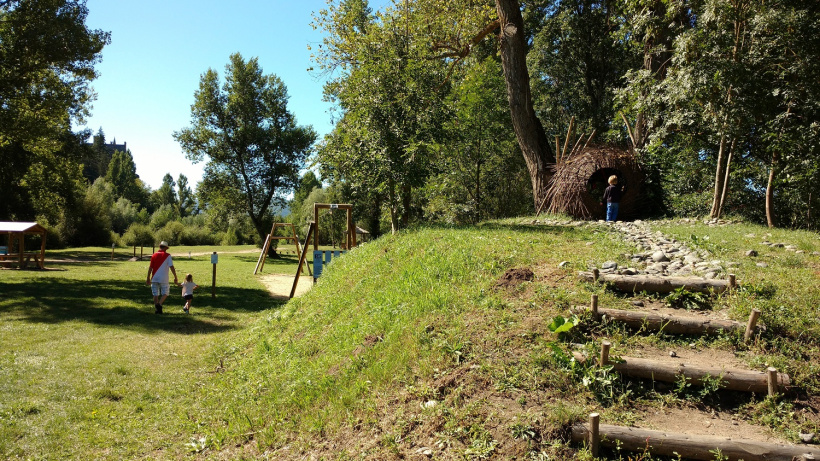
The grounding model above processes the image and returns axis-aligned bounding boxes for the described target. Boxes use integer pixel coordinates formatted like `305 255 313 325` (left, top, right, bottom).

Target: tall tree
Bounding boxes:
0 0 109 220
529 0 634 140
176 174 196 217
152 173 177 208
315 0 451 232
105 148 142 203
174 53 317 243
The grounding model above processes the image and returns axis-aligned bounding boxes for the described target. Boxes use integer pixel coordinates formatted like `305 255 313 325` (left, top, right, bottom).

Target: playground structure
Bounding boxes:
289 203 357 299
254 222 311 276
0 222 47 269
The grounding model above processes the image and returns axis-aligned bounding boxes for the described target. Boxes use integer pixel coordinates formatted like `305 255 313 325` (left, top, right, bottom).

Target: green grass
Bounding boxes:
2 220 819 459
0 245 288 459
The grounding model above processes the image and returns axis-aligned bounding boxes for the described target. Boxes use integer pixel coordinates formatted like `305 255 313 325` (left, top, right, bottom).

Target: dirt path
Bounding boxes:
257 273 312 300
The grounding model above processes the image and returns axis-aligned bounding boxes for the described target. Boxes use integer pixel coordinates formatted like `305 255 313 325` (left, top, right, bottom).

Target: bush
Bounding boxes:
155 221 185 246
122 223 154 247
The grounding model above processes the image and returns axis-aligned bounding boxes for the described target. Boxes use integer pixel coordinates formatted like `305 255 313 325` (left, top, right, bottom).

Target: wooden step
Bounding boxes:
572 415 819 461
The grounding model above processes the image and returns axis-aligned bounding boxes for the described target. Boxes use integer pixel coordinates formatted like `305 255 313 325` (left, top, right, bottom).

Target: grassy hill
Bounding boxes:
1 219 818 459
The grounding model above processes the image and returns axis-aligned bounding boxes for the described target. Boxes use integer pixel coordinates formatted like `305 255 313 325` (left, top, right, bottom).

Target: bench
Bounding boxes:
0 252 44 269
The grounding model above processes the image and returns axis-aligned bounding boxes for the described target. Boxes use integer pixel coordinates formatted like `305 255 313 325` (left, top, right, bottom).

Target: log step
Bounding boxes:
579 271 734 294
572 420 820 461
607 354 790 394
577 305 764 337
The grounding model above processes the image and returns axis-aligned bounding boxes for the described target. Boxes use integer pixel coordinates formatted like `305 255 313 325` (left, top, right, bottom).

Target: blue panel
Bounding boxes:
313 250 323 278
325 250 332 263
333 250 341 258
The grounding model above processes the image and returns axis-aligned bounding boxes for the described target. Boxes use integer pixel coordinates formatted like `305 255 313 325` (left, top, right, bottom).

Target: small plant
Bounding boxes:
463 437 498 459
439 339 470 364
510 423 537 441
665 287 709 310
547 315 580 338
185 436 208 454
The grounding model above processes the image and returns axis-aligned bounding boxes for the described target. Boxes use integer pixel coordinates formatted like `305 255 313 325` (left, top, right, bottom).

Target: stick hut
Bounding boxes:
545 145 646 220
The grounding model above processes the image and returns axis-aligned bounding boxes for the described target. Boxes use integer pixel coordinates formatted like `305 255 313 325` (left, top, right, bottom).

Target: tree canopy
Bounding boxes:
174 53 317 243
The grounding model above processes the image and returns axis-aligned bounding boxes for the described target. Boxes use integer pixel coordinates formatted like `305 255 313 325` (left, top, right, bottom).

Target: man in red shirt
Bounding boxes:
146 241 178 314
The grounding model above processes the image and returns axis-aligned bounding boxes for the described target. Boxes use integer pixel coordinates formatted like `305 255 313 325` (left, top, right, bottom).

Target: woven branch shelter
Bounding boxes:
545 145 646 220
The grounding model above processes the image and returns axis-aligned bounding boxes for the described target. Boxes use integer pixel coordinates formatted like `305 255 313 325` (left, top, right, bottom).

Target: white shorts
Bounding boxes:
151 282 170 297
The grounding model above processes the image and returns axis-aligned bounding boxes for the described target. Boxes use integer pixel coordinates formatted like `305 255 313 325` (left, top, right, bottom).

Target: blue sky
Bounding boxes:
79 0 387 190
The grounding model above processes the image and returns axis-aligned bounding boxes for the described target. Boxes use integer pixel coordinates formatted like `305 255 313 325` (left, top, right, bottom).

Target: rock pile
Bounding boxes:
595 221 731 279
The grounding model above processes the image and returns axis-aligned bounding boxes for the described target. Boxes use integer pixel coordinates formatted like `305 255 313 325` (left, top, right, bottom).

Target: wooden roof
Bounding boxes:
0 222 47 234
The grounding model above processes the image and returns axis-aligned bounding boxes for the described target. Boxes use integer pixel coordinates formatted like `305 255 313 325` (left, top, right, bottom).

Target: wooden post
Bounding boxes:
591 294 599 317
111 243 115 260
592 268 600 283
744 309 761 344
767 367 778 397
729 273 737 289
211 252 217 298
555 135 561 164
290 222 315 299
314 204 320 250
589 413 600 458
600 341 611 365
562 116 576 160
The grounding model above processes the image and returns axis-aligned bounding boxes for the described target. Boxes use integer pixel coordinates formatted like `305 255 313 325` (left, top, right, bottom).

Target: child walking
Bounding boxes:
180 273 199 314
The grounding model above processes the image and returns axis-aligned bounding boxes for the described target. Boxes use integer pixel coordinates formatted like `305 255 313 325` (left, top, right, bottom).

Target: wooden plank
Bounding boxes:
572 423 820 461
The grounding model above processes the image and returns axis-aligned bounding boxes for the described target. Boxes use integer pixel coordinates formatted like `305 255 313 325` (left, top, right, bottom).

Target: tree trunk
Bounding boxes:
766 150 780 228
369 193 382 238
388 177 398 234
580 306 753 336
710 131 728 218
608 356 790 393
716 137 736 218
400 183 411 228
475 140 482 222
495 0 555 210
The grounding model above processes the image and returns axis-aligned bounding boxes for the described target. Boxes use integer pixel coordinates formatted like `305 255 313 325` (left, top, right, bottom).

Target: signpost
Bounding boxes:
211 252 218 298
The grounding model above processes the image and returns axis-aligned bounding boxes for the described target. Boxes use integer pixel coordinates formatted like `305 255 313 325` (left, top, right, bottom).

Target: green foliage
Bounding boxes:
0 0 110 146
547 315 580 337
105 149 143 203
121 223 154 247
424 57 531 224
315 1 453 232
0 1 109 223
529 0 635 137
665 287 710 310
174 53 317 242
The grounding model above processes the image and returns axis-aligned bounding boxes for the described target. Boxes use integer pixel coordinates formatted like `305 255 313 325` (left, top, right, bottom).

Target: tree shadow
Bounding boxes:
477 221 592 235
0 277 284 335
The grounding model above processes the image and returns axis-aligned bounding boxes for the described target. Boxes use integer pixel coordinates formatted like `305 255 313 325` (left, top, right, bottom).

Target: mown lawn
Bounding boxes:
0 245 295 459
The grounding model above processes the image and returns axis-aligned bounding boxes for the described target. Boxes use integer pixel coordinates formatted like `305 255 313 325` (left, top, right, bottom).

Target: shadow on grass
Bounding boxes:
477 221 593 235
0 277 284 334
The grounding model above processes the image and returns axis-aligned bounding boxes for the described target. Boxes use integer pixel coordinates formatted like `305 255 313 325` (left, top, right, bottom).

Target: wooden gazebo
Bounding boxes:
0 222 47 269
